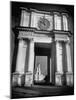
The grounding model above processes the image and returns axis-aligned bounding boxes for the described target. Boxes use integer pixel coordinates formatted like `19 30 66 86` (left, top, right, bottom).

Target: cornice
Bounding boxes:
13 26 72 38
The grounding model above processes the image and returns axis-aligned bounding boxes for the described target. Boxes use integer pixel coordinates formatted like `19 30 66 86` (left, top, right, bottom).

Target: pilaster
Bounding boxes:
25 38 34 86
55 41 63 86
12 39 27 86
65 40 73 86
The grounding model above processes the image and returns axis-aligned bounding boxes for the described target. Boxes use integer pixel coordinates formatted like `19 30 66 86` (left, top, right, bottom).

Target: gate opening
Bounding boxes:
34 43 53 85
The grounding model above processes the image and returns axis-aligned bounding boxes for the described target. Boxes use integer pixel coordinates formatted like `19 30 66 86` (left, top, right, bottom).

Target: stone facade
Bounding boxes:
11 3 74 87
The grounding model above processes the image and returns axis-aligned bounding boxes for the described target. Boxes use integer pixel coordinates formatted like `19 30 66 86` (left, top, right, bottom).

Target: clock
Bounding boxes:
38 17 50 30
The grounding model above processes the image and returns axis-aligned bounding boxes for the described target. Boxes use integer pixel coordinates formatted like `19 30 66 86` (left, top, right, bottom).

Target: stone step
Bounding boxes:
11 85 74 99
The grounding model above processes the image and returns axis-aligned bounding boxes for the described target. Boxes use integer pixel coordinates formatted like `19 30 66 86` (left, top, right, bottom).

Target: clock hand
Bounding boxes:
40 20 45 26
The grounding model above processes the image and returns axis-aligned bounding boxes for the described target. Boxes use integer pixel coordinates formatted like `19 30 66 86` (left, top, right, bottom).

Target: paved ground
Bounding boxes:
11 85 74 99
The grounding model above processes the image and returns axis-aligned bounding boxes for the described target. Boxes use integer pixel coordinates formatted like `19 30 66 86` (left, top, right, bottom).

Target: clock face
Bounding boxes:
38 17 50 30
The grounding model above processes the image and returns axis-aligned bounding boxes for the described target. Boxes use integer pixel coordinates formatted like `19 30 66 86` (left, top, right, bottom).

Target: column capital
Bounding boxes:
29 38 34 42
19 39 28 48
55 40 63 45
55 40 60 43
66 40 70 45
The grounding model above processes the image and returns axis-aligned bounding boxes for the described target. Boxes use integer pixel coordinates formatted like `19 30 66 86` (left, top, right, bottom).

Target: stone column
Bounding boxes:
50 58 52 83
55 41 63 86
25 39 34 86
65 41 73 86
12 39 27 86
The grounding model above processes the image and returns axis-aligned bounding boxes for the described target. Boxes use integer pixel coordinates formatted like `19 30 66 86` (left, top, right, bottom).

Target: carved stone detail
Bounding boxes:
55 72 63 86
25 71 33 86
66 72 73 86
12 72 25 86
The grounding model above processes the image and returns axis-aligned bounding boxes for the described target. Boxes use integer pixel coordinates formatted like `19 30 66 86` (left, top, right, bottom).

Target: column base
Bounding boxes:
55 72 63 86
66 72 73 86
25 71 33 87
12 72 25 86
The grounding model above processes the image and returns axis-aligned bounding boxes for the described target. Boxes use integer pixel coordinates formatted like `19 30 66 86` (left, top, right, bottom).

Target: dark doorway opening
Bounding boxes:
34 43 53 86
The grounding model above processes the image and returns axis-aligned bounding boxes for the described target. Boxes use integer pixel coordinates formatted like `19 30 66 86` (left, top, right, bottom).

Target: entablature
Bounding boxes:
14 26 72 37
13 26 71 43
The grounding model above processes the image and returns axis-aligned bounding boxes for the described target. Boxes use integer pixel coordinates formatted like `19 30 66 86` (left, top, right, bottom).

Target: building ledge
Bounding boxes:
13 26 72 37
